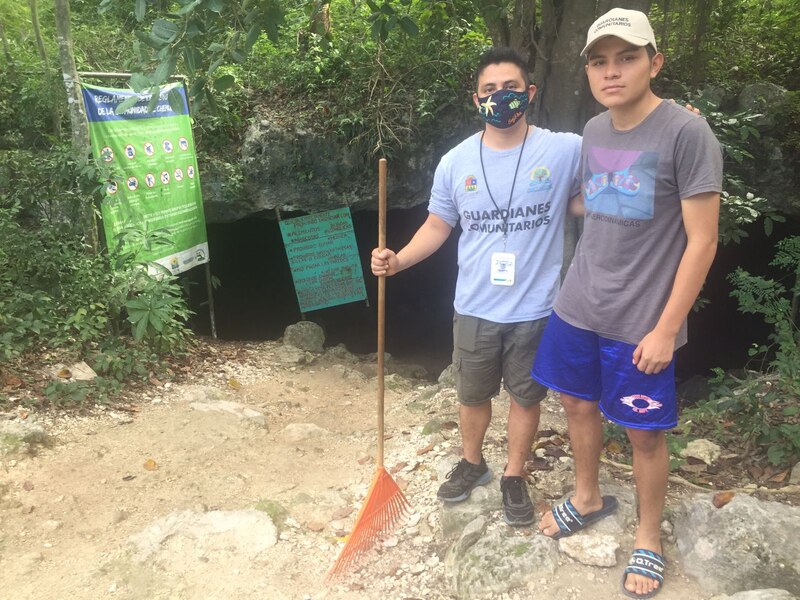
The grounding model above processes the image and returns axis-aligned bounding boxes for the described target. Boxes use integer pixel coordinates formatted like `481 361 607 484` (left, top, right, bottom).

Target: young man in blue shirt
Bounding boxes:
372 47 583 527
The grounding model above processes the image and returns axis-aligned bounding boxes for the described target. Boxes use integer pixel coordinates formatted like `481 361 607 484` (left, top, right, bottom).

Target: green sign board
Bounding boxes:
81 82 209 275
279 208 367 312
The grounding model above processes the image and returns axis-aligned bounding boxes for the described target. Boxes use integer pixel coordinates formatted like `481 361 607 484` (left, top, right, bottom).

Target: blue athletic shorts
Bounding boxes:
531 312 677 430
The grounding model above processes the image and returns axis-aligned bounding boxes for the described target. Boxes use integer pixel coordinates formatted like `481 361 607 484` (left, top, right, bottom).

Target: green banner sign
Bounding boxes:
279 208 367 312
81 82 209 275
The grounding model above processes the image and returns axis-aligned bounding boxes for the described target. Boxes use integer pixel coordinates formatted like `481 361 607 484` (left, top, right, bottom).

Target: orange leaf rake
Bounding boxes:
326 158 411 581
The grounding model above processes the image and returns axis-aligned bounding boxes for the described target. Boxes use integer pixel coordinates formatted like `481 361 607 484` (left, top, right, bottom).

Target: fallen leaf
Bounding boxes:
306 521 326 532
22 480 34 491
143 459 158 471
227 378 242 390
3 374 22 388
712 491 735 508
606 440 624 454
769 470 789 483
544 446 568 458
537 429 559 438
416 443 434 456
747 465 763 481
57 368 72 379
396 477 409 491
331 506 354 520
357 455 372 465
526 457 552 471
441 421 459 430
122 475 136 481
148 376 163 387
679 463 707 474
18 409 29 420
390 461 408 474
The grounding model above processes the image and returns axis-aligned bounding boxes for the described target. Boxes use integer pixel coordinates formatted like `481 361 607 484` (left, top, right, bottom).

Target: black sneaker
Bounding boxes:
437 457 492 502
500 475 534 527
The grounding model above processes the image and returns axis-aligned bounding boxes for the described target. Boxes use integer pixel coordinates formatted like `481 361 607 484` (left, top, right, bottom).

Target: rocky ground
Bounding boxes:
0 335 798 600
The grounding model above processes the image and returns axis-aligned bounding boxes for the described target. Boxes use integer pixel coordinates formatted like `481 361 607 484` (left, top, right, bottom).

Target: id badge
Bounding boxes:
491 252 515 286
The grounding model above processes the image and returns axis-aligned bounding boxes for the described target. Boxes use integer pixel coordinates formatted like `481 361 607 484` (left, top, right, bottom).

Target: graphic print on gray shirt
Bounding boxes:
555 100 723 348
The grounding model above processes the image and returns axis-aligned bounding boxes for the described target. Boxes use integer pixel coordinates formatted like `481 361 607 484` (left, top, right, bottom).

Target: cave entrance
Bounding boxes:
189 204 458 379
187 207 798 384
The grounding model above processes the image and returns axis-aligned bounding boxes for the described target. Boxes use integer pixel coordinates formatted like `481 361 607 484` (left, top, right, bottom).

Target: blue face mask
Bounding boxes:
476 89 529 128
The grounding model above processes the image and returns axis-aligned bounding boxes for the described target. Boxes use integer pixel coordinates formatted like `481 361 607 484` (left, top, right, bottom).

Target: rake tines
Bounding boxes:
325 466 410 582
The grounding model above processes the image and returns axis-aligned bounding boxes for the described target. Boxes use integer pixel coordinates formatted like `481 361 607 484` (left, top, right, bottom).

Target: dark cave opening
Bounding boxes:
186 206 798 384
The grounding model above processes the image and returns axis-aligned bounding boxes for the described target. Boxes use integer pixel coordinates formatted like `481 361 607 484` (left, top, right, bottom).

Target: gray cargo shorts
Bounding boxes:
452 312 548 407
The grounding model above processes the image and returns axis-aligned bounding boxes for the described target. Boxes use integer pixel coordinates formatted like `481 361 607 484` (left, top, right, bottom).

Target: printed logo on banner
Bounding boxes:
145 173 156 188
126 177 138 191
179 137 189 151
187 165 195 178
144 142 155 156
174 168 183 182
163 140 173 153
125 144 136 159
106 181 118 195
161 171 170 185
101 147 114 162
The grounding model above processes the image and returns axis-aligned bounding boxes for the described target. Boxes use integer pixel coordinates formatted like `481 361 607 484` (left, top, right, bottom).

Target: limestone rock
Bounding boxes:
128 509 277 563
790 462 800 486
0 420 48 455
737 82 788 129
445 518 558 598
558 533 619 567
680 439 722 465
282 423 329 443
190 400 267 427
438 363 456 387
283 321 325 353
674 493 800 595
713 591 799 600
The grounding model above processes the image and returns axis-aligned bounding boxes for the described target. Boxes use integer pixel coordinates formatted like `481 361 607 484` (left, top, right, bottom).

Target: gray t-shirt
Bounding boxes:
555 100 723 348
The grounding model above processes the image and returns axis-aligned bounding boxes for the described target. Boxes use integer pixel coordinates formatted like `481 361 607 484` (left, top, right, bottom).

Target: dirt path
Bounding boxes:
0 340 717 599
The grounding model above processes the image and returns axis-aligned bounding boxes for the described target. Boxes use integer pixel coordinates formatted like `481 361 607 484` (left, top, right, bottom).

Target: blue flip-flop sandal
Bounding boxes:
621 548 665 598
548 495 619 539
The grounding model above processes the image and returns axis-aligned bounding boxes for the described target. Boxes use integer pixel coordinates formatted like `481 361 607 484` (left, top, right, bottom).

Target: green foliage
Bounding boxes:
98 0 286 115
653 0 800 90
694 236 800 467
692 100 786 245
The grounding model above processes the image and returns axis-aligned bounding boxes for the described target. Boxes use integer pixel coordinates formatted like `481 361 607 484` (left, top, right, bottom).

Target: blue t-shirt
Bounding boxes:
429 127 582 323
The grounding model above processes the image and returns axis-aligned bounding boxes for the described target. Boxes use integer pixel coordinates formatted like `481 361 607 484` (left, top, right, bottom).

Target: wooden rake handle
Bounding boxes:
377 158 387 469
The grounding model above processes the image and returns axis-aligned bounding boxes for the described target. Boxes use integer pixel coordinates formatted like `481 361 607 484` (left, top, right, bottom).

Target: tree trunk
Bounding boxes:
478 0 511 47
53 0 95 250
690 0 714 87
29 0 62 138
0 19 13 69
54 0 89 155
509 0 536 64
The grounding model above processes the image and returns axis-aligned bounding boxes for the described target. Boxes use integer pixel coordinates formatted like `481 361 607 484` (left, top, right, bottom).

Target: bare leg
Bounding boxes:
460 401 492 464
539 392 604 536
624 427 668 597
505 398 541 476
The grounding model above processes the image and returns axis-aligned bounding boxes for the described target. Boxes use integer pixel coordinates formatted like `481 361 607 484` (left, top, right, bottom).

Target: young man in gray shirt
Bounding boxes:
533 8 722 598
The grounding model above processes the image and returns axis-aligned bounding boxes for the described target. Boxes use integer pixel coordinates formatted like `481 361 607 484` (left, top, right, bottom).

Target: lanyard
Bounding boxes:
479 125 529 247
